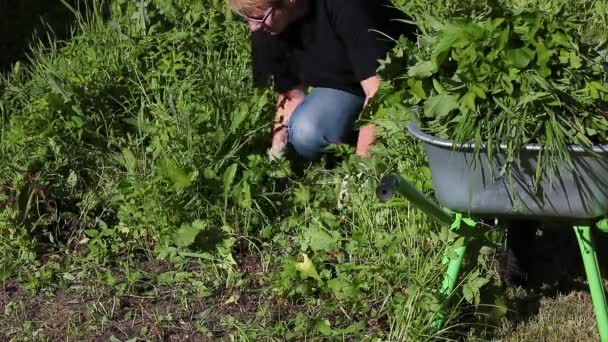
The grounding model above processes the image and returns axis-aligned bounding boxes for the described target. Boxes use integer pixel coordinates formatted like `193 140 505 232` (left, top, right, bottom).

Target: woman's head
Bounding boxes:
230 0 304 34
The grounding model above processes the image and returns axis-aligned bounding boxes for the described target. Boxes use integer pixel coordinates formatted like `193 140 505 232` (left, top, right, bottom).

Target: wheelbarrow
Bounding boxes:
376 122 608 340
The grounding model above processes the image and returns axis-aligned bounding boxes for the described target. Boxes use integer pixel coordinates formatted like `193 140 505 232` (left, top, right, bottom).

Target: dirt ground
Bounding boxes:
0 255 299 341
2 225 608 341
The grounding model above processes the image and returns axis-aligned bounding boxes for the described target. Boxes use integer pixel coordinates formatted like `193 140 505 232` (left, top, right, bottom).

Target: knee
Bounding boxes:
289 115 325 160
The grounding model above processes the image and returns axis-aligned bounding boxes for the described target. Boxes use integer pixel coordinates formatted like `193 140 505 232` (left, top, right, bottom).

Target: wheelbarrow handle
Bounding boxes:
376 173 454 226
376 173 400 202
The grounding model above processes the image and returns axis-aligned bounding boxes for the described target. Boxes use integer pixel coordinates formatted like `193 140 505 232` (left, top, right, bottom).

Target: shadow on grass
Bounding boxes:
0 0 110 74
502 220 608 325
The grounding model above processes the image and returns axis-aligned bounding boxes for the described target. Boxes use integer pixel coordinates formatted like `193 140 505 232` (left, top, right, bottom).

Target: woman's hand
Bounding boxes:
269 87 306 159
356 75 381 158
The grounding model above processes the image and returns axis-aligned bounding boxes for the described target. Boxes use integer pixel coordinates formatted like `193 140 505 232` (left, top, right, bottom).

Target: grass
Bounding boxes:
500 290 598 341
1 2 459 339
1 0 607 341
1 281 603 340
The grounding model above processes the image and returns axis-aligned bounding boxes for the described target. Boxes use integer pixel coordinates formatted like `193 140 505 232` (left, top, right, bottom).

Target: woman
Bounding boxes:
230 0 416 160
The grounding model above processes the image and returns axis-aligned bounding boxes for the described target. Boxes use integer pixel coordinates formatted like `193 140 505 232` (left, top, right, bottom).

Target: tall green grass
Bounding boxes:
0 1 500 340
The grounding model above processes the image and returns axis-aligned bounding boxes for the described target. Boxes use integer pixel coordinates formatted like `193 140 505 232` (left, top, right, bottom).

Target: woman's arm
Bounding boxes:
361 74 381 104
356 75 380 157
324 1 386 157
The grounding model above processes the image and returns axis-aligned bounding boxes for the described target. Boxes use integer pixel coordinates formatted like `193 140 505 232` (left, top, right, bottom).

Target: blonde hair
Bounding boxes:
229 0 284 16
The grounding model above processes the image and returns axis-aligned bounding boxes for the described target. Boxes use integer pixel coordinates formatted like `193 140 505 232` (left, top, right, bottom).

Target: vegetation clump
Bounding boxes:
384 1 608 180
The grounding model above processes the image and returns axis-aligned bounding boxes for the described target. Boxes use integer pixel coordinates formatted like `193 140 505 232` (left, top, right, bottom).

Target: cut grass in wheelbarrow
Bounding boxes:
377 121 608 341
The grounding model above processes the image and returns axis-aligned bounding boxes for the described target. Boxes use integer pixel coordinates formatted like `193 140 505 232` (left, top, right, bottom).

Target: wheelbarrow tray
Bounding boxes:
408 121 608 221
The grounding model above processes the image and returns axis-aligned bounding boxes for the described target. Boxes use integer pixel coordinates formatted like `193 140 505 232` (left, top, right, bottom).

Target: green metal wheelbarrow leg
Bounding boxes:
441 244 467 297
574 226 608 342
433 241 468 330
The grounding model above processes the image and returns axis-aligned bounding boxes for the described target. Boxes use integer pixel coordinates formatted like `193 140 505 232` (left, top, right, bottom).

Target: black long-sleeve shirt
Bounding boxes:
250 0 417 97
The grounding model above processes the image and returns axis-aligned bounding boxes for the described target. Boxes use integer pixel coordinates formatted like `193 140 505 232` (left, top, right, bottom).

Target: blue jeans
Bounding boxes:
287 87 365 160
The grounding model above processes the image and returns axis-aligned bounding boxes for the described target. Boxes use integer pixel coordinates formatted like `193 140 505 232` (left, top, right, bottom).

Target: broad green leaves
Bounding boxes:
174 220 207 247
505 47 535 69
302 226 339 252
424 93 460 117
401 5 608 186
327 275 361 301
535 40 554 76
408 60 437 79
588 81 608 101
462 271 490 306
158 158 195 190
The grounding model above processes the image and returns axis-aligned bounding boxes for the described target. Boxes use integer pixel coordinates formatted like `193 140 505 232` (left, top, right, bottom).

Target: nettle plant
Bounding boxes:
403 6 608 178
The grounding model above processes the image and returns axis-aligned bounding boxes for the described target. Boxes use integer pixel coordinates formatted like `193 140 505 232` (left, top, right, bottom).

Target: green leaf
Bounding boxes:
591 81 608 93
343 321 365 334
433 22 481 58
470 277 490 290
295 253 322 282
569 52 582 69
230 104 248 132
462 217 477 227
424 93 459 117
505 47 535 69
408 60 437 79
63 273 76 281
46 73 69 99
294 185 311 205
461 91 477 111
589 81 608 100
408 78 427 99
432 79 445 93
304 227 338 252
0 262 15 282
222 163 238 195
536 40 555 71
122 148 137 174
470 83 487 99
463 283 474 303
238 181 251 209
158 271 177 285
491 17 506 29
558 49 571 64
550 32 571 48
173 173 193 189
158 159 193 190
191 220 207 230
495 23 510 52
328 276 361 301
315 320 334 336
174 220 206 247
491 295 509 321
85 229 99 238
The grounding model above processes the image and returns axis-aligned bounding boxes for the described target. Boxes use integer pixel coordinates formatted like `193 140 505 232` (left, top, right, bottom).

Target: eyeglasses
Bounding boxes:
237 7 274 24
